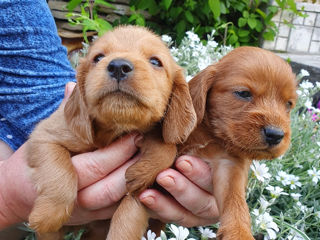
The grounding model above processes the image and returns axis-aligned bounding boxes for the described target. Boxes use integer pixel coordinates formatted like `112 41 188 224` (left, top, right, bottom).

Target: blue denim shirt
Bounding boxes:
0 0 76 150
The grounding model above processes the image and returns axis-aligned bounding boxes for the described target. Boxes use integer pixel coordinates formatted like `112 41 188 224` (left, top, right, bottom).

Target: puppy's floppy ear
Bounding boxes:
64 59 94 145
188 65 216 124
163 68 197 144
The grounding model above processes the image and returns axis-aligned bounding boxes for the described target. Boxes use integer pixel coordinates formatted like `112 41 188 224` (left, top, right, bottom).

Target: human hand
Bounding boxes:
139 156 219 227
0 82 140 229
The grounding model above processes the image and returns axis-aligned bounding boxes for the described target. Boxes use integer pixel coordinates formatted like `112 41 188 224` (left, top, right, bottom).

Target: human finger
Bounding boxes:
175 155 212 192
156 169 219 220
73 133 141 189
67 204 119 225
139 189 218 227
62 82 76 104
77 154 140 210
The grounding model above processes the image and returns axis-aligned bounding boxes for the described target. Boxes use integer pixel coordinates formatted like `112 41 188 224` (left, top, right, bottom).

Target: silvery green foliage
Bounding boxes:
161 30 233 81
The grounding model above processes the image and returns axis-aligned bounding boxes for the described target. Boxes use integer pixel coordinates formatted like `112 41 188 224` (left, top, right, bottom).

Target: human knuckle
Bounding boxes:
193 199 217 218
101 182 122 204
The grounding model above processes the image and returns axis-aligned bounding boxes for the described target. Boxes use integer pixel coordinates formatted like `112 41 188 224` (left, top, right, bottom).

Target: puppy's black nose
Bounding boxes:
263 126 284 146
107 59 133 81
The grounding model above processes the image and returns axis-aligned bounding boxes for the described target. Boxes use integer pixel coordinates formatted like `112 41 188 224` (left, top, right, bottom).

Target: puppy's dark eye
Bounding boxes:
234 91 252 101
149 57 163 67
93 54 105 63
286 101 293 110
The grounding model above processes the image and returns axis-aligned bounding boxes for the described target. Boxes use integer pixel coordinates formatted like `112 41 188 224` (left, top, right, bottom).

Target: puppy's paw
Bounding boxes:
29 198 74 234
125 162 157 194
217 225 254 240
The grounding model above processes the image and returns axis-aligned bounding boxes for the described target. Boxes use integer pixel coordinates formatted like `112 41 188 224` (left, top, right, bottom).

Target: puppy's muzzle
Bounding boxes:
107 58 134 81
262 126 284 146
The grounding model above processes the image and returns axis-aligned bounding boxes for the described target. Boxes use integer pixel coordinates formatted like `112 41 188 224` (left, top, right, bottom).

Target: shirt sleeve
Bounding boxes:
0 0 76 150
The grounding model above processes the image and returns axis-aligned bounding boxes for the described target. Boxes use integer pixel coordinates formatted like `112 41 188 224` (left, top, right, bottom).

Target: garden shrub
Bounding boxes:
66 0 306 46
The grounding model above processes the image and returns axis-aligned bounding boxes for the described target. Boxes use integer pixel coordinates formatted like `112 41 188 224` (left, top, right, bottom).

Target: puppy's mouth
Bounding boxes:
97 86 148 107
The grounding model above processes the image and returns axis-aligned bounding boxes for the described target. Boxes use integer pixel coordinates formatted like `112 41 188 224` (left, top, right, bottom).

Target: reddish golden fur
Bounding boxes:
27 26 196 239
180 46 297 239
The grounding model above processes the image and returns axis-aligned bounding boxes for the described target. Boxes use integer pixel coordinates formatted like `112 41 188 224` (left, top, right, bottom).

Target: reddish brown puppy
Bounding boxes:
27 26 196 239
180 47 297 240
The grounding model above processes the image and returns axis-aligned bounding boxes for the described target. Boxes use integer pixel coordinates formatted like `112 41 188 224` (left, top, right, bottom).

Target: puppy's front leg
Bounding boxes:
28 141 77 235
213 158 254 240
107 132 177 240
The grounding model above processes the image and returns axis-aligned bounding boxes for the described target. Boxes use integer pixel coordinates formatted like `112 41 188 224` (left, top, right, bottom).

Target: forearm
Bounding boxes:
0 144 35 230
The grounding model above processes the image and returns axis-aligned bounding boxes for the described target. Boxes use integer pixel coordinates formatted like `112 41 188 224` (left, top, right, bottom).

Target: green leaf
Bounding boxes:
162 0 172 10
66 0 82 11
169 7 183 20
248 18 257 29
238 29 250 37
268 5 279 14
220 1 227 14
243 10 249 18
128 14 137 22
255 8 266 19
255 20 263 32
136 16 145 26
185 11 194 23
239 36 251 43
263 29 275 41
148 0 159 15
287 0 298 12
95 0 115 9
238 17 247 27
176 20 186 37
137 0 149 10
208 0 221 19
96 18 113 32
228 34 238 45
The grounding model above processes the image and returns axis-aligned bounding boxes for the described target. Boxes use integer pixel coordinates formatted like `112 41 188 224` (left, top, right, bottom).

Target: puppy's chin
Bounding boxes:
232 141 290 160
91 93 164 133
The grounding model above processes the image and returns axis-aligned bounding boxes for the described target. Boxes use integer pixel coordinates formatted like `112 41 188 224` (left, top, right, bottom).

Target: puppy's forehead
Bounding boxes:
217 47 297 98
90 26 170 56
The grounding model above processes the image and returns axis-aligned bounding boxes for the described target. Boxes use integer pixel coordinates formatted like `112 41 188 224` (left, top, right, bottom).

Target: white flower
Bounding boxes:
300 81 313 89
296 201 308 213
168 224 195 240
276 170 289 185
307 167 320 184
276 171 301 189
207 40 218 49
186 31 200 43
315 211 320 219
296 89 302 96
287 175 302 189
300 69 310 77
256 212 279 240
266 186 288 198
142 230 161 240
304 99 312 109
251 161 271 182
161 34 172 43
260 197 271 211
290 193 302 201
198 227 216 239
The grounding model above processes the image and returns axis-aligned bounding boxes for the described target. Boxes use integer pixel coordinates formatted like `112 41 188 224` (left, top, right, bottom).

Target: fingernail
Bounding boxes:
140 195 155 206
134 134 144 147
158 175 175 187
65 82 75 99
176 160 192 174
